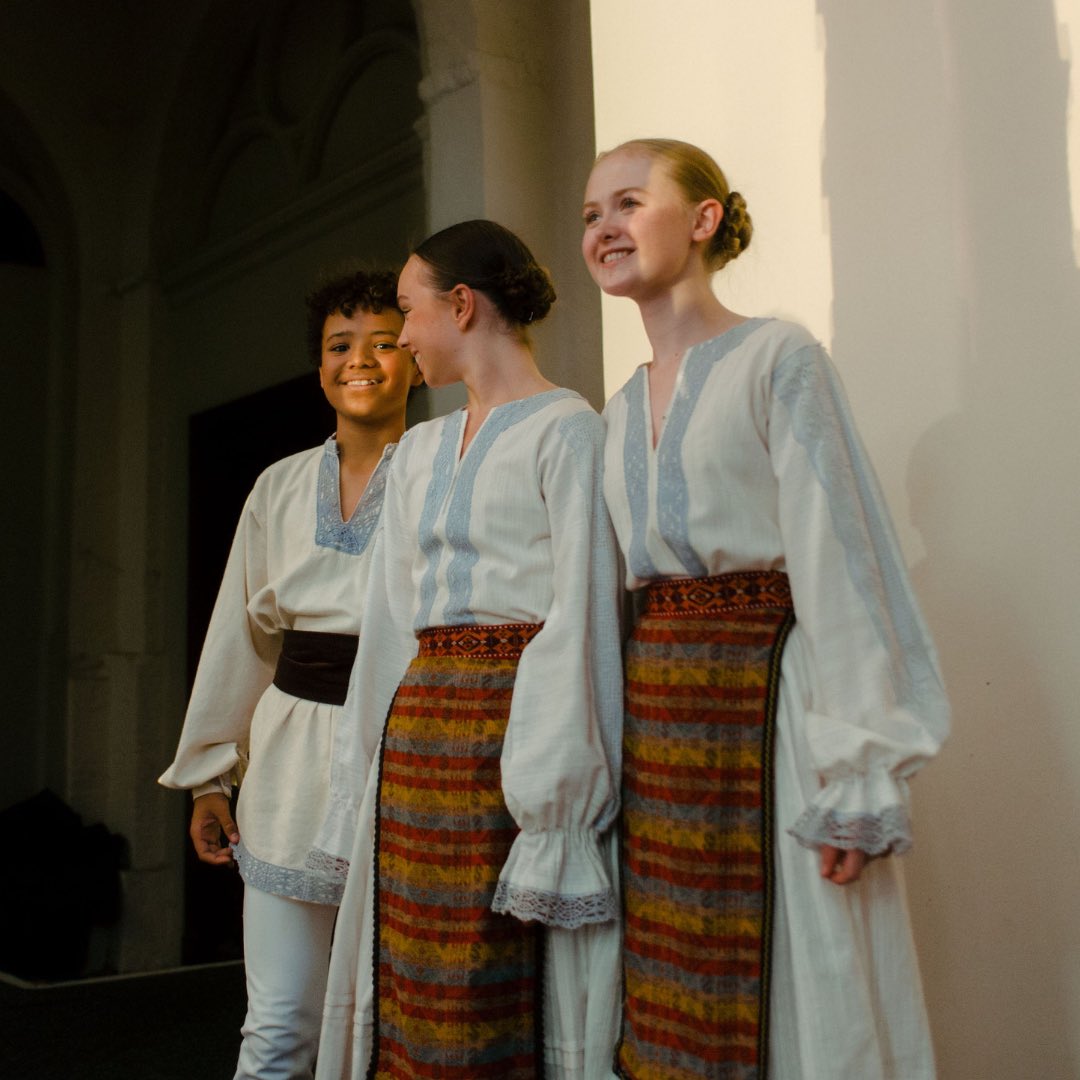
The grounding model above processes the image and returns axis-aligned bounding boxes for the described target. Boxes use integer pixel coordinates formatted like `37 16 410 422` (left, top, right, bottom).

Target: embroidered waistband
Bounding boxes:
272 629 358 706
642 570 793 618
416 622 543 659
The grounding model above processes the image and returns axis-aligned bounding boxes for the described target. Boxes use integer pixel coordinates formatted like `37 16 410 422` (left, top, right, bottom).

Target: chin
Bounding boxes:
420 372 452 389
599 279 638 299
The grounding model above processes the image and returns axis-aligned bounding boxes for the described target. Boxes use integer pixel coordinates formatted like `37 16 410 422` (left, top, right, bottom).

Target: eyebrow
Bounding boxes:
324 330 354 341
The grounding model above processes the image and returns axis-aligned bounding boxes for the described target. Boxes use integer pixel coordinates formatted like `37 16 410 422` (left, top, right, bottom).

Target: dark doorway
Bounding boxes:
182 372 333 964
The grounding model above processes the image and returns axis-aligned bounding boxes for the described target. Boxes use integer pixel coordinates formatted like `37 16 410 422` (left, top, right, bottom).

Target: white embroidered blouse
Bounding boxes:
602 318 949 852
314 389 623 928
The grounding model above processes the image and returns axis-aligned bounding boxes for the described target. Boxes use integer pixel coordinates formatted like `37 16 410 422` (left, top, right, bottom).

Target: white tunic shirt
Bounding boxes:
602 317 949 1080
159 437 393 904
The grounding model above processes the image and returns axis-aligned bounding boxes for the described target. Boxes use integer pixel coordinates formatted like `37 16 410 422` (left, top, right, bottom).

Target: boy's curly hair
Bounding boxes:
304 268 401 366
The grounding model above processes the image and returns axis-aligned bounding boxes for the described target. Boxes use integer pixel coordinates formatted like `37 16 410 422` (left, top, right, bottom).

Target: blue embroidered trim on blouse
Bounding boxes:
234 839 344 905
657 319 769 577
771 343 941 708
444 390 577 624
622 370 660 581
622 320 768 580
416 390 578 629
416 413 466 628
314 437 394 555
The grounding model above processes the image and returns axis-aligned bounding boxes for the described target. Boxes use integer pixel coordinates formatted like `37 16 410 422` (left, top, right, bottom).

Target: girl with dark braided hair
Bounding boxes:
313 220 622 1079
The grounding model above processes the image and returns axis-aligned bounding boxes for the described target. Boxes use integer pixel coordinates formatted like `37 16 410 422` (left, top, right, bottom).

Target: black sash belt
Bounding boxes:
272 629 358 706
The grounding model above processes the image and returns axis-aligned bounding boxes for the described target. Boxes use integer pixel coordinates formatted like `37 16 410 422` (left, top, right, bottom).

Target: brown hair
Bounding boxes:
604 138 752 271
412 219 556 327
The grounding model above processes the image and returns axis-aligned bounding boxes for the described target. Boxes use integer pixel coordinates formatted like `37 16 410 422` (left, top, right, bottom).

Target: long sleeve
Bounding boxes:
770 342 949 854
159 491 280 791
491 410 622 929
313 453 419 866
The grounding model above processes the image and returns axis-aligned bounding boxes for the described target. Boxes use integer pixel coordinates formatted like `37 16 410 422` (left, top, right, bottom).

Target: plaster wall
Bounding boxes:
590 2 1080 1076
413 0 603 413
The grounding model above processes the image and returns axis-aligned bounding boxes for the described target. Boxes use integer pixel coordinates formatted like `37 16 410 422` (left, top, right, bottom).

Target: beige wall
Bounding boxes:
591 1 1080 1077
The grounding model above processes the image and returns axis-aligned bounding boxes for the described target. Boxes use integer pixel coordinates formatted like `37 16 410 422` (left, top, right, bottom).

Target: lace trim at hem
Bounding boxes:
234 841 344 904
788 803 912 856
303 846 350 884
491 882 617 929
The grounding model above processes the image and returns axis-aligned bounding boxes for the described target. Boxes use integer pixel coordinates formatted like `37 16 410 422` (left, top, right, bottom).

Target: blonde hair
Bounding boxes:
603 138 753 271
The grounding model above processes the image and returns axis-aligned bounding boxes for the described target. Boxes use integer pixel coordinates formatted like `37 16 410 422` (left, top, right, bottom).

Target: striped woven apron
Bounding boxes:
368 623 544 1080
616 571 794 1080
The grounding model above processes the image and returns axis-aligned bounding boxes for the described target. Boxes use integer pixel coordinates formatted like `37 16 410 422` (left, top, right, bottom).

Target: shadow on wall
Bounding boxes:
820 1 1080 1077
0 790 127 981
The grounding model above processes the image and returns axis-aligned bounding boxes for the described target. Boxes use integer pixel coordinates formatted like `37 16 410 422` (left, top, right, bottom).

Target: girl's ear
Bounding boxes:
448 283 476 330
691 198 723 245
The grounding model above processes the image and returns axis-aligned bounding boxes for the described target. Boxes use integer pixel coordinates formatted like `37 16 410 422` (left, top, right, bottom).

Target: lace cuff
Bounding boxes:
492 828 616 929
788 768 913 855
492 881 617 929
303 846 350 887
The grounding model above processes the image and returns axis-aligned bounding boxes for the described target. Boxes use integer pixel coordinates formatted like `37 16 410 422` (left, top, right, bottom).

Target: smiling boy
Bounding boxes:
159 269 422 1079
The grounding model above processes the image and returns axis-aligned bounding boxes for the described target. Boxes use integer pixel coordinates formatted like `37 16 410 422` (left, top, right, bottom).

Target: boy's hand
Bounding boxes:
190 792 240 866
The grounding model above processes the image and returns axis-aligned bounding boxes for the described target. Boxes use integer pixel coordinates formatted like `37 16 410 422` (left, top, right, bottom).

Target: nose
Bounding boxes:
397 326 411 350
347 346 377 367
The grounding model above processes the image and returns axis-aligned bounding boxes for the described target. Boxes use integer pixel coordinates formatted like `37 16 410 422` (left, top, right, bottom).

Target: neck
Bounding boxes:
334 414 404 472
460 334 556 415
636 276 744 367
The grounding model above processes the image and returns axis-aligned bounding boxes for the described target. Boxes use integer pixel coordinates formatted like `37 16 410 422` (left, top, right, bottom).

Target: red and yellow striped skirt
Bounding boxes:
616 572 794 1080
370 623 543 1080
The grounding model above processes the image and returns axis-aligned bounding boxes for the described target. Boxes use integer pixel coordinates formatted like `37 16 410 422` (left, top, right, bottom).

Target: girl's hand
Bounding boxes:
818 844 868 885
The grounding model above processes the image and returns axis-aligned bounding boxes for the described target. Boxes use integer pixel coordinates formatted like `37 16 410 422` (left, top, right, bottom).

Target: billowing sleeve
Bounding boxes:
158 487 279 793
492 410 623 928
310 452 419 867
770 342 949 855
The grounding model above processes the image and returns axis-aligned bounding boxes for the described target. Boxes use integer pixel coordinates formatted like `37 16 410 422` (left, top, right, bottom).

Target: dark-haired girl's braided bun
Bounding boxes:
413 219 557 328
493 263 557 325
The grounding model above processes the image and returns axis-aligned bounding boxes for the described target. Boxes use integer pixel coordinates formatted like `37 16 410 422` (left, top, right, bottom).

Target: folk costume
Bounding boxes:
312 388 623 1080
602 318 949 1080
160 437 395 1078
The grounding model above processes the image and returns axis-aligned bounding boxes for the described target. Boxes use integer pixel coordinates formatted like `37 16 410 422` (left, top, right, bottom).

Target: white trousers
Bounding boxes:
234 885 338 1080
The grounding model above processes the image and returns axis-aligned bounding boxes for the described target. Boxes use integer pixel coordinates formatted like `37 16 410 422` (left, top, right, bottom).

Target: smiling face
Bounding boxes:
395 255 461 388
318 307 421 427
581 149 707 302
